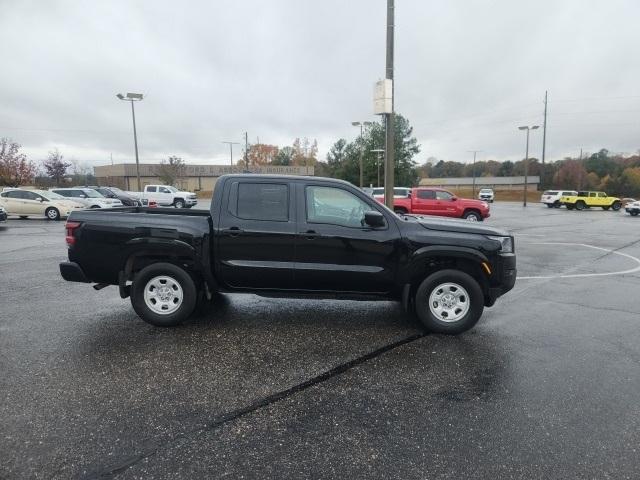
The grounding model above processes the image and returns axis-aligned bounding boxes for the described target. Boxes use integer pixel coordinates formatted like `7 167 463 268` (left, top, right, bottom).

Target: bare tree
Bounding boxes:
43 149 71 186
156 155 186 186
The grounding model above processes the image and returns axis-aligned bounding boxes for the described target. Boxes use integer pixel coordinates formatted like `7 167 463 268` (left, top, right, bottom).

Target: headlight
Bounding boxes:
487 235 513 253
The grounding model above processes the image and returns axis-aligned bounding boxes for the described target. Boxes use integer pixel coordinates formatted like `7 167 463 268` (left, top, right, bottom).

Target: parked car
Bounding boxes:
625 200 640 216
90 186 142 206
560 191 622 211
540 190 578 208
0 189 85 220
50 188 123 209
478 188 494 203
383 187 490 221
0 205 7 223
127 185 197 208
372 187 411 199
59 174 516 334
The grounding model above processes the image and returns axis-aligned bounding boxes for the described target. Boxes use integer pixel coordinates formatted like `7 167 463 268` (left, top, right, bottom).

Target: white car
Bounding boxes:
372 187 411 199
0 189 85 220
540 190 578 208
128 185 198 208
50 188 123 209
625 200 640 216
478 188 494 203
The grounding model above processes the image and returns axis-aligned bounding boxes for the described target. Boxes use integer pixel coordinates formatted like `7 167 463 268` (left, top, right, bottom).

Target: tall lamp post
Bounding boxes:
467 150 482 197
518 125 539 207
371 149 385 187
352 121 373 187
116 92 144 191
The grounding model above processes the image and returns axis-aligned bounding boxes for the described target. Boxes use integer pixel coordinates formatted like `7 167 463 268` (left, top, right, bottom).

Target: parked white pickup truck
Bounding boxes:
127 185 198 208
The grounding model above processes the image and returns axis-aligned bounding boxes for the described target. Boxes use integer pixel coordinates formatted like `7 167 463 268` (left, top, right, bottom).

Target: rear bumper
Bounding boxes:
60 261 90 283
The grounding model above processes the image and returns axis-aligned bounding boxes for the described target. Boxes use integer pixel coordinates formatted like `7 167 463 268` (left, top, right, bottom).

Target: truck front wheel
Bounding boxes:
173 198 185 209
130 262 197 327
611 201 622 211
414 269 484 335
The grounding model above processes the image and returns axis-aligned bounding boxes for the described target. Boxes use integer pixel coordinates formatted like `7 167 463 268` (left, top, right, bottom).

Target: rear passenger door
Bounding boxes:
216 180 296 289
413 189 437 214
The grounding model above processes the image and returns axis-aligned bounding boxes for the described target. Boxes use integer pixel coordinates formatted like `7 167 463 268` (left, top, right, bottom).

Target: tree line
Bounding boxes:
3 119 640 196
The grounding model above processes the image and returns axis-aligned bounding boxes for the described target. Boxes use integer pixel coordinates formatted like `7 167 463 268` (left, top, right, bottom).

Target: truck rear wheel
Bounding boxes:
575 201 586 211
130 262 197 327
414 269 484 335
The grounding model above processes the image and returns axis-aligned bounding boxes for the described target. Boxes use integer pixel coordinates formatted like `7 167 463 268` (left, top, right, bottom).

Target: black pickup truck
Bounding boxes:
60 175 516 334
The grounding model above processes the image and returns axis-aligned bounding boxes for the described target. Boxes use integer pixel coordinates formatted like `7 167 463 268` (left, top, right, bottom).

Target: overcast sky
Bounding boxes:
2 0 639 169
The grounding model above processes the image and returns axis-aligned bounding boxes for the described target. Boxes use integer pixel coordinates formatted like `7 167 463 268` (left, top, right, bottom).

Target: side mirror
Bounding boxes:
37 197 44 202
364 210 385 227
451 196 458 201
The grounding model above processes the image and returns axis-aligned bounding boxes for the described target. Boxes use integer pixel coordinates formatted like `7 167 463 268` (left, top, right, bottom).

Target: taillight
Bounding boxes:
65 221 81 246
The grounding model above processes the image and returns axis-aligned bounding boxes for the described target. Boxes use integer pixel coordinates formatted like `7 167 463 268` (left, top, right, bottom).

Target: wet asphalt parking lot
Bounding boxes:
1 202 640 479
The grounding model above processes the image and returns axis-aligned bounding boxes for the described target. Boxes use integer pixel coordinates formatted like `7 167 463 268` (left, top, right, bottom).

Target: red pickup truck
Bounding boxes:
379 187 490 221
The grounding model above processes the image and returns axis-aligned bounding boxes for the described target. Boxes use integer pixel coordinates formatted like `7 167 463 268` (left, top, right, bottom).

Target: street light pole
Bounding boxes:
352 121 372 187
518 125 539 207
222 141 240 166
117 93 144 191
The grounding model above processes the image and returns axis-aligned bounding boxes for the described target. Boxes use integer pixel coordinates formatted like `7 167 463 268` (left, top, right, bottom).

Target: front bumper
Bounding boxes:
0 211 7 222
60 262 90 283
626 207 640 214
486 253 516 305
186 197 198 206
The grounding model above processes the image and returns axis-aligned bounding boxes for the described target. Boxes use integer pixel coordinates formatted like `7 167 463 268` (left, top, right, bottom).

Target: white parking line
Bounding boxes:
516 242 640 280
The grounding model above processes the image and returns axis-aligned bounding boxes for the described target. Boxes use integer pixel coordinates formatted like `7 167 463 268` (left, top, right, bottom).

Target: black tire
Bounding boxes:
90 205 100 209
554 201 561 208
575 201 586 211
45 207 60 221
414 269 484 335
130 262 197 327
602 206 610 211
611 201 622 211
19 215 28 219
463 210 481 221
173 198 185 209
546 203 554 208
566 204 575 210
631 211 639 216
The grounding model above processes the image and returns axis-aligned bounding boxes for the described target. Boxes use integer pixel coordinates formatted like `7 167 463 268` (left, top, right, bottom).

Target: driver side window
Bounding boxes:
305 186 371 228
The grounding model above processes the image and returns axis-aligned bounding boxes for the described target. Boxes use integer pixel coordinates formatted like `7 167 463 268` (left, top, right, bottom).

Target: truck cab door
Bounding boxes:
414 189 436 215
293 183 399 294
216 180 296 289
157 186 173 205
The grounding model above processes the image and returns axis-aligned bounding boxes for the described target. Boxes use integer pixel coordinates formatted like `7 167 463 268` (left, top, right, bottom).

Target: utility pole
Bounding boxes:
467 150 482 197
578 148 583 190
541 90 548 189
352 121 372 187
371 149 385 187
383 0 395 210
244 132 249 167
222 141 240 166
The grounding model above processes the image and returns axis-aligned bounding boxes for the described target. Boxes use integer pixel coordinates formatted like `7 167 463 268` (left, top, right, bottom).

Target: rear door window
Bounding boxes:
236 183 289 222
417 190 436 200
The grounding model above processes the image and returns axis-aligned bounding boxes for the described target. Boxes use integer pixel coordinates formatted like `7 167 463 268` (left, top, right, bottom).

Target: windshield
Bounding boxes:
83 189 105 198
34 190 64 200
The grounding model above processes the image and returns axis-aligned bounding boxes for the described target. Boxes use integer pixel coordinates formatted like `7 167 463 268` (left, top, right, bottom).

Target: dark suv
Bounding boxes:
90 186 141 207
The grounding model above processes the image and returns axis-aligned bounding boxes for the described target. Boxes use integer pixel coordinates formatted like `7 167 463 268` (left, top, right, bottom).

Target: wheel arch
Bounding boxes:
404 247 492 307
